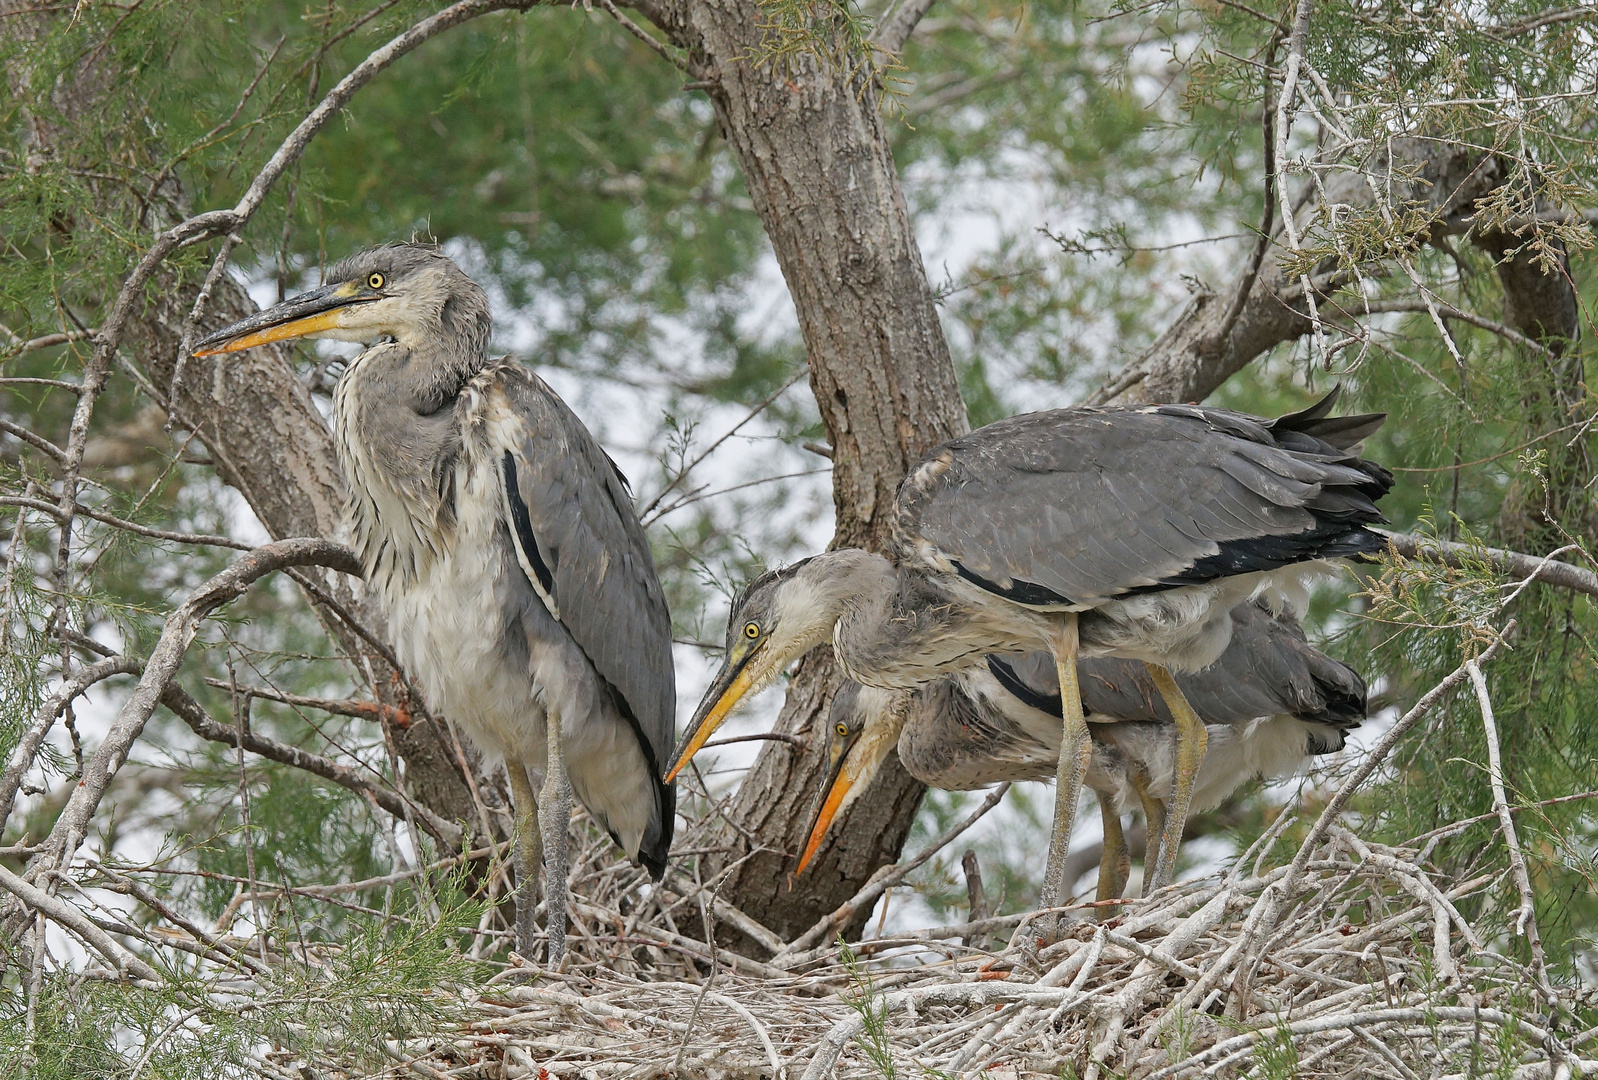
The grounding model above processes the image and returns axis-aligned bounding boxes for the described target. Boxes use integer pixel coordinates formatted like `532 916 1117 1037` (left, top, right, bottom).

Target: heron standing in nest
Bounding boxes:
667 393 1389 906
195 244 676 962
799 601 1366 906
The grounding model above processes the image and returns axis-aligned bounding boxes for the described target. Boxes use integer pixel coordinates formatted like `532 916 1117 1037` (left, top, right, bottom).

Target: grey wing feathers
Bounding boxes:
896 389 1392 607
493 365 676 864
988 602 1366 744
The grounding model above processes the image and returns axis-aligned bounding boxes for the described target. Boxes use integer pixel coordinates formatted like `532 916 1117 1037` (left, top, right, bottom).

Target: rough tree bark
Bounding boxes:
632 0 971 941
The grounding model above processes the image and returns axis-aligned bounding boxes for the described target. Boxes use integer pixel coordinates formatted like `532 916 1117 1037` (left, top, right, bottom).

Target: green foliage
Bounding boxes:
1 2 1595 1069
1250 1017 1299 1080
0 885 483 1079
839 936 898 1080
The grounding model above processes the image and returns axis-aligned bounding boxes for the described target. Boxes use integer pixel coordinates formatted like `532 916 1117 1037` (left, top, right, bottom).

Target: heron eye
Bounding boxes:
367 272 386 290
743 622 760 639
835 722 848 736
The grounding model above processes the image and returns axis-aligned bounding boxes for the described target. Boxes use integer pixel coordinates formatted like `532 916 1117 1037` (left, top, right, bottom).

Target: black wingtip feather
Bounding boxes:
638 778 674 880
957 561 1076 607
1145 524 1387 591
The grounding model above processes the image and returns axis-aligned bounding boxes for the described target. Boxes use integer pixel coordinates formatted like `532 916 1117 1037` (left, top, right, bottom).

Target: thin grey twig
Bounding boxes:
776 782 1012 961
640 369 806 518
1465 659 1548 997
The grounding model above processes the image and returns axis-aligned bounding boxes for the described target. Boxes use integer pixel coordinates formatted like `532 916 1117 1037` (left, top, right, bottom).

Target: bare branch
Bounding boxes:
1347 298 1557 356
0 656 142 833
21 539 363 891
0 495 253 550
1088 142 1582 407
0 862 160 983
0 417 67 464
1380 530 1598 601
1465 659 1549 996
593 0 695 75
874 0 938 55
160 683 461 848
200 677 408 724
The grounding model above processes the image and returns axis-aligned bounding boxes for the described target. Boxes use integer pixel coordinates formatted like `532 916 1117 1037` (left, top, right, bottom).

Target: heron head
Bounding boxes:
191 244 490 359
663 553 882 783
795 682 911 873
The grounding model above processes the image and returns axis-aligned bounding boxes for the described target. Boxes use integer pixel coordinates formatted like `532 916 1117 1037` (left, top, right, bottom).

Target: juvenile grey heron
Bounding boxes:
193 244 676 961
667 393 1388 901
798 601 1365 905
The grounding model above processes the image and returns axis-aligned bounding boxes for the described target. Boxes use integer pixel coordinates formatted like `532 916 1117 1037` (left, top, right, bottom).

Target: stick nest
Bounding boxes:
403 826 1595 1080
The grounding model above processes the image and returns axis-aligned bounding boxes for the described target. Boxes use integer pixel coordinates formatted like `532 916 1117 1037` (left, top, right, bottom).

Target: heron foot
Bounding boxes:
1129 764 1165 898
1094 794 1131 920
1038 613 1091 939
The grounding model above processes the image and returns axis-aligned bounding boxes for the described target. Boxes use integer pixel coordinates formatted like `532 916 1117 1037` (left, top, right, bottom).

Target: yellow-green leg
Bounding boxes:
1129 764 1166 897
1038 612 1093 922
1144 663 1206 893
506 759 543 958
1095 793 1131 918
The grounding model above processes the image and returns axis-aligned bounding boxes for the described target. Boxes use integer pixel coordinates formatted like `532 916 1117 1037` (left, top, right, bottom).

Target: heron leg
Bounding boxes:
1129 764 1166 898
1144 663 1206 894
1038 612 1092 927
537 712 572 966
1094 793 1131 917
506 760 543 960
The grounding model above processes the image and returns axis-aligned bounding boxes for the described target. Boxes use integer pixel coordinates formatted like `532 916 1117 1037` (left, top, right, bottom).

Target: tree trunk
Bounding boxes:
639 0 969 941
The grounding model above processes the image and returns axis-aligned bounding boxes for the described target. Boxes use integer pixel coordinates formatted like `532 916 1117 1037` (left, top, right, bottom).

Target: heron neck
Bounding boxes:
826 556 959 688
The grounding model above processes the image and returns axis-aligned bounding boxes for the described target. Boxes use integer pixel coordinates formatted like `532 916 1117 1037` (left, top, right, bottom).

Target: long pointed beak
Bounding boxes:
191 282 371 356
663 652 760 783
796 744 864 875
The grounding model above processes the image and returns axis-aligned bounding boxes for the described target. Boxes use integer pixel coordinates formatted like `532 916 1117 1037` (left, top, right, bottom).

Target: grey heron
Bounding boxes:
667 393 1388 902
193 244 676 962
797 600 1365 906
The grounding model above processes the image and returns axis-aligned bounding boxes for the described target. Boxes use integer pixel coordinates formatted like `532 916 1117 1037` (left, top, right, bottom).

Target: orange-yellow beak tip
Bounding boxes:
796 774 853 874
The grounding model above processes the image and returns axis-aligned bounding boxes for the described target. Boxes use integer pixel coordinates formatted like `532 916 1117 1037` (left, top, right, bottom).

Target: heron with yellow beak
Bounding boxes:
193 244 676 962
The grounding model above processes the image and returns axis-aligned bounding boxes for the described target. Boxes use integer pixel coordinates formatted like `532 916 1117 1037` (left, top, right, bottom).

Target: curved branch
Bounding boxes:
171 0 539 392
24 539 362 885
159 684 460 847
874 0 938 55
1089 141 1582 406
0 656 142 833
1380 530 1598 602
0 861 160 983
0 495 253 550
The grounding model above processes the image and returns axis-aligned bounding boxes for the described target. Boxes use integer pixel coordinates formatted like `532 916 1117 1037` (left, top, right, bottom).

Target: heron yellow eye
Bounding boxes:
835 722 848 737
367 272 386 290
743 622 760 639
